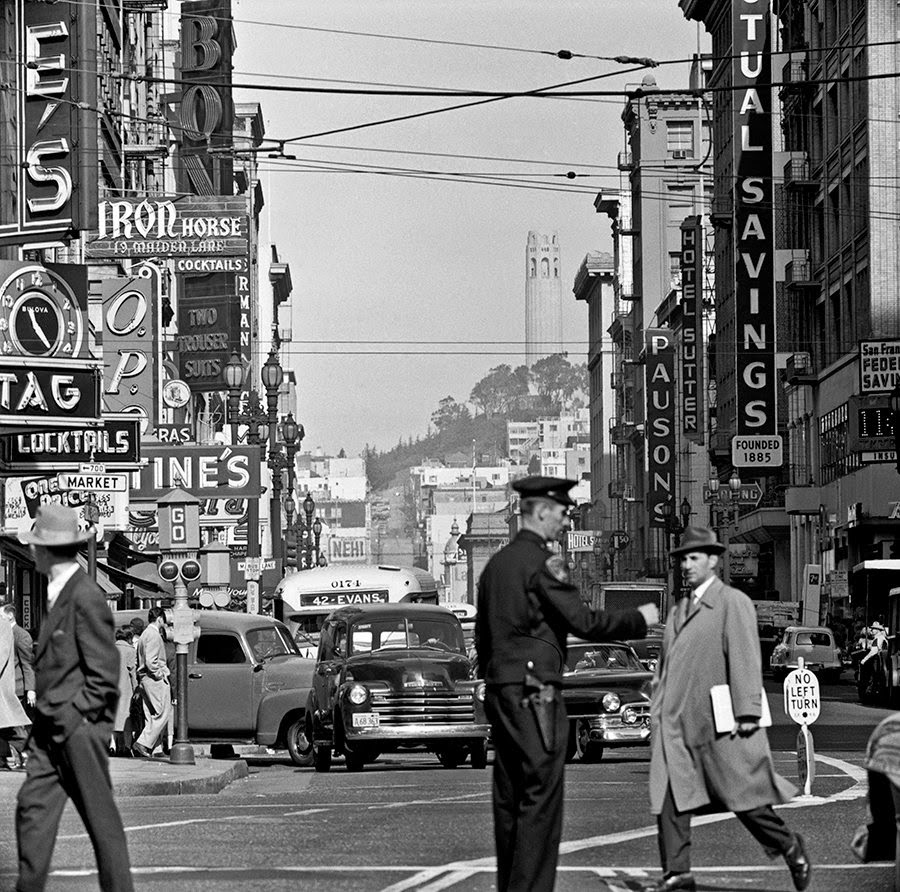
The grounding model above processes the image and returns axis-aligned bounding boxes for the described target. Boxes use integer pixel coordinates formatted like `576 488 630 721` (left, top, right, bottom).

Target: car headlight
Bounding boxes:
347 683 369 705
621 707 638 725
474 682 486 703
646 658 659 672
601 693 621 712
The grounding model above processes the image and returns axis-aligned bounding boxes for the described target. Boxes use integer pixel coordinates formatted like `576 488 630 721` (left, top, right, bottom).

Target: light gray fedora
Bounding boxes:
670 526 727 557
19 504 93 546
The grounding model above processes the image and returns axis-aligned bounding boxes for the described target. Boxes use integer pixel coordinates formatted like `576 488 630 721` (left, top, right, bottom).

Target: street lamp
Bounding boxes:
284 492 296 530
679 497 692 536
313 516 323 567
302 492 315 569
262 347 286 574
222 354 268 613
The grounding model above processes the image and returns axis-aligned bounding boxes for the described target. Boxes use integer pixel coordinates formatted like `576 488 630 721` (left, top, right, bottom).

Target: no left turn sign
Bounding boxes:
783 666 821 725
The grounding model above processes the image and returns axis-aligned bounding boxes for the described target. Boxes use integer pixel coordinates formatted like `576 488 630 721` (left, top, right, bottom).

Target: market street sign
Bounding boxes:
56 472 128 492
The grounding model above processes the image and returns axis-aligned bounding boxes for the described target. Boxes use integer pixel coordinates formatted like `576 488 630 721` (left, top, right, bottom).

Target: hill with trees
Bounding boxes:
364 354 587 492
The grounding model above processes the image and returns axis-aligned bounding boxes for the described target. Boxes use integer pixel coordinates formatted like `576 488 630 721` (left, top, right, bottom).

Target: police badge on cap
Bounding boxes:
512 476 578 507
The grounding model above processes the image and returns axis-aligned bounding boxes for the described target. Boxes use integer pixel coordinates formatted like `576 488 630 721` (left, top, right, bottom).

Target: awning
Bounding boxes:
97 560 172 596
851 559 900 574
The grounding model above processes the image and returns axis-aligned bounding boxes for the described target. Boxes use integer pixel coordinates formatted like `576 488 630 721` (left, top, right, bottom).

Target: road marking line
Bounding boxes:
379 752 868 890
59 808 330 840
368 792 487 810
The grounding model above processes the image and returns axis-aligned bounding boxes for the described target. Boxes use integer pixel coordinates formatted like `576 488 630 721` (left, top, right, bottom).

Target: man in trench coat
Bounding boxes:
648 526 812 892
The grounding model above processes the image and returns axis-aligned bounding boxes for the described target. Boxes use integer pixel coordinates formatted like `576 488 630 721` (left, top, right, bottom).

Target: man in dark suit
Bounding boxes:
475 476 659 892
15 505 133 892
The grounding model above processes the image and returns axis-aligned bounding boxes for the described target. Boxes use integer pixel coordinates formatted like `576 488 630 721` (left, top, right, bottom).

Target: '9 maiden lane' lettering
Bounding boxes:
733 1 778 440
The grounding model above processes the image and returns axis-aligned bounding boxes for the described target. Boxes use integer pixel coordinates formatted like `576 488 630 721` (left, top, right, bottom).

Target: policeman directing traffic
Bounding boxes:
475 475 659 892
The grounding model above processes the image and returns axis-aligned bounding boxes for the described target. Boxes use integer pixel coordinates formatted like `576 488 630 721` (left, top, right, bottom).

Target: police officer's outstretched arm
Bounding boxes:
537 554 652 641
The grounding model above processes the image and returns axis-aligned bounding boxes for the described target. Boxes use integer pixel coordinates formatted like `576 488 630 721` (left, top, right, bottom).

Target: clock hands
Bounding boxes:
27 307 54 351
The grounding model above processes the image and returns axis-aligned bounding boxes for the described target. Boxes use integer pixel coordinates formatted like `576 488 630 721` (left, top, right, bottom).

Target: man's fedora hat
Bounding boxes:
19 504 93 547
670 525 727 557
512 475 578 508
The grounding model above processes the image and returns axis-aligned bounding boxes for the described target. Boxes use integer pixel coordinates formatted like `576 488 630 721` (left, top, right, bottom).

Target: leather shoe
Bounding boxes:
131 742 153 759
784 832 812 891
651 872 696 892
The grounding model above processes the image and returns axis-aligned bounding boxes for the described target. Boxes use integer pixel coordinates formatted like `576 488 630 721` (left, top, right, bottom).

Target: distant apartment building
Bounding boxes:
507 421 540 465
294 451 370 565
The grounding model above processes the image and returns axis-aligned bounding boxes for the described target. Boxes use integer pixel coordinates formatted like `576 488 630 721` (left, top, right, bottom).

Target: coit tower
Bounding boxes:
525 231 563 367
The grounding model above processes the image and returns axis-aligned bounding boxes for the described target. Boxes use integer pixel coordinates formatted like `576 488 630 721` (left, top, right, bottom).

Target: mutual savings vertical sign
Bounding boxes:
733 0 777 439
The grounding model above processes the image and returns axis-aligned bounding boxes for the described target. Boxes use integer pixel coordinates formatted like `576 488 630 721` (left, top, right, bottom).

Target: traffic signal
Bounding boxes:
284 530 298 569
180 559 202 582
158 560 180 583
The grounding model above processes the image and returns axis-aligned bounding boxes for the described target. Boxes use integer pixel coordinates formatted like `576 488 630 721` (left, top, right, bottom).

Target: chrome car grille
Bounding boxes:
586 702 651 728
371 690 476 725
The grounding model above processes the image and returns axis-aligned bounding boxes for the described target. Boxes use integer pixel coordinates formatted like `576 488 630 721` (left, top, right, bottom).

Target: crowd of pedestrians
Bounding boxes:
3 495 900 891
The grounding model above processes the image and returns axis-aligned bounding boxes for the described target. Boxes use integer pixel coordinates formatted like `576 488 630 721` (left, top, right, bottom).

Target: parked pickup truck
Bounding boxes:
114 609 315 765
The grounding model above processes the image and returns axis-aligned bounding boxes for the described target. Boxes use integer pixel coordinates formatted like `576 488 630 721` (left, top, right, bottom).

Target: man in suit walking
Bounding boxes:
649 526 811 892
15 505 133 892
476 476 658 892
132 607 172 758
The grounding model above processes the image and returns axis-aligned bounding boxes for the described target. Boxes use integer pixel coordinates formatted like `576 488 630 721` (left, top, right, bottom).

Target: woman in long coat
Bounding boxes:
648 527 810 892
113 627 137 755
0 615 30 768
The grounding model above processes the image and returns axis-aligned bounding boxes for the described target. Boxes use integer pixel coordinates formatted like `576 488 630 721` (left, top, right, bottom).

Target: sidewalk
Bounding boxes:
0 752 249 797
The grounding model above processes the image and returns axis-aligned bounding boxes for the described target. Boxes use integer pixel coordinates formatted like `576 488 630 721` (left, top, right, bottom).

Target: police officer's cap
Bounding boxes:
512 476 578 507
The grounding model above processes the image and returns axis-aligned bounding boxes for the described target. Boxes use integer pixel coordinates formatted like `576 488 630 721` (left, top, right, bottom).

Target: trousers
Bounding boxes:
16 720 133 892
657 782 794 874
136 676 171 751
485 683 569 892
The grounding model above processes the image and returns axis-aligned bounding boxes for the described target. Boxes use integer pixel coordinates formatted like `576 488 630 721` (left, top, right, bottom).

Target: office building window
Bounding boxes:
666 121 694 157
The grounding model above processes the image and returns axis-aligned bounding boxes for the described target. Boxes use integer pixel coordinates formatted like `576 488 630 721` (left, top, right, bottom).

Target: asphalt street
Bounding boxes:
0 674 894 892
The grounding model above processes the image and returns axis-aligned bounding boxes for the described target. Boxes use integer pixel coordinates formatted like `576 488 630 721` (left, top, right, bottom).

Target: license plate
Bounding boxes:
352 712 380 728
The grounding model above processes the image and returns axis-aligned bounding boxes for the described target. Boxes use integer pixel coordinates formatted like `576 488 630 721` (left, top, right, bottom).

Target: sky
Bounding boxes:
230 0 706 456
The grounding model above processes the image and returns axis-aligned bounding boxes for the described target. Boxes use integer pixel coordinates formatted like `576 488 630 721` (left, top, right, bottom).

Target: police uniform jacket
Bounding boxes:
476 529 647 685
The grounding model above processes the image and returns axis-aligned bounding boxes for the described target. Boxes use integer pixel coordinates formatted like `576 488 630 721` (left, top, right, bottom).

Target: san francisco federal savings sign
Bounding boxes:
85 196 248 258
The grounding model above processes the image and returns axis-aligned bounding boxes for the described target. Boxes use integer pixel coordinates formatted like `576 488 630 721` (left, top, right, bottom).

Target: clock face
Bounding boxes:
0 265 84 359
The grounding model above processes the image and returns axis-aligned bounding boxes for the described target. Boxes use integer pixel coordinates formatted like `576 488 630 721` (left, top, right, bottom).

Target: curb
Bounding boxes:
112 758 250 796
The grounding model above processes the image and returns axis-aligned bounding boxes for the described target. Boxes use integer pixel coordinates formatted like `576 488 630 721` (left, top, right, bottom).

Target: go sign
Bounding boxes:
783 667 821 725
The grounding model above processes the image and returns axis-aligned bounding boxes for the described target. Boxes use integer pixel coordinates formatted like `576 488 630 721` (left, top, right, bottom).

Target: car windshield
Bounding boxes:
246 625 299 661
565 644 644 673
350 617 466 655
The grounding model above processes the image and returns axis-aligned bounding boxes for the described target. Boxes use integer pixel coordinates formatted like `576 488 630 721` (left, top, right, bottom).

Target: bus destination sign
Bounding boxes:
301 590 390 607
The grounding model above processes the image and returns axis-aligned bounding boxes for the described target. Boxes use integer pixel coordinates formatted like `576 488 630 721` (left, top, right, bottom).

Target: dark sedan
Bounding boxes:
306 604 490 772
563 641 654 763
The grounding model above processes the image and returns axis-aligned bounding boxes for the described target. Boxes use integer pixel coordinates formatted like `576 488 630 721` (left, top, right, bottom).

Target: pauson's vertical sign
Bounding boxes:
645 329 676 528
733 0 777 438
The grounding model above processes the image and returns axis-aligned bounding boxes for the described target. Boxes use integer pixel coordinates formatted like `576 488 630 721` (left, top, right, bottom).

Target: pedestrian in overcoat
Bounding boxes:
0 616 30 770
476 476 659 892
132 606 171 758
648 526 811 892
113 628 137 755
14 504 133 892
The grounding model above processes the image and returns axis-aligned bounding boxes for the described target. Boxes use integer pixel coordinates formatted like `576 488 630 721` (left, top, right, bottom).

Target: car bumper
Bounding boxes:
345 722 491 743
770 660 840 673
572 713 651 746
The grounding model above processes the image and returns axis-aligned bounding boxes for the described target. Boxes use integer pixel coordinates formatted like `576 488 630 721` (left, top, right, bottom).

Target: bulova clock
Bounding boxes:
0 265 85 358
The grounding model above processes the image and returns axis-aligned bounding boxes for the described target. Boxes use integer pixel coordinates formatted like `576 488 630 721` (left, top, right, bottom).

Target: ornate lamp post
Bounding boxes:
313 516 324 567
284 492 296 531
302 492 315 569
223 352 267 612
261 348 286 574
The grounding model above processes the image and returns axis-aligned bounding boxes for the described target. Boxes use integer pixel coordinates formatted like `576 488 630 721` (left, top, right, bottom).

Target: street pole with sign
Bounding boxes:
157 488 201 766
783 656 820 796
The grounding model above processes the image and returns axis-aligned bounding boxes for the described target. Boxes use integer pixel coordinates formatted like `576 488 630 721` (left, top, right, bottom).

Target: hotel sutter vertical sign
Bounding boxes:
645 329 677 528
680 216 704 443
732 0 782 469
0 1 98 245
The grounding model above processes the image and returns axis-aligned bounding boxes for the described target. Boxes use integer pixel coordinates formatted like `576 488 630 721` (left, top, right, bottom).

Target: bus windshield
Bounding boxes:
278 564 439 658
